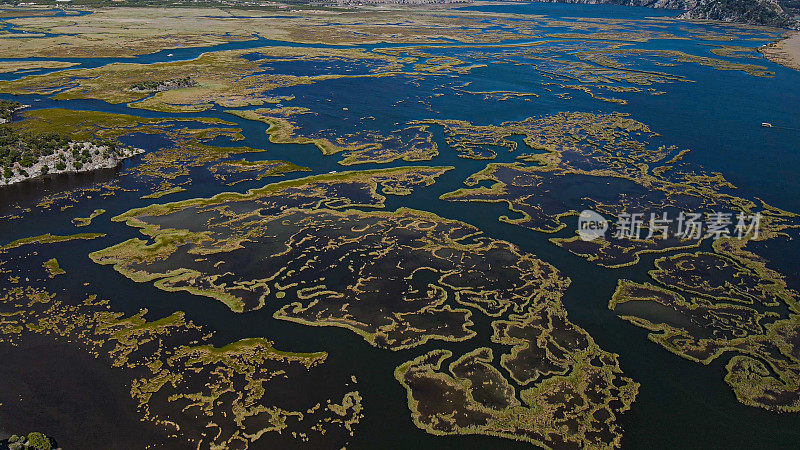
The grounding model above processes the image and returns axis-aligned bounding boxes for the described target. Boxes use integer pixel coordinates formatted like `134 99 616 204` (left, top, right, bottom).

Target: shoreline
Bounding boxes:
760 31 800 71
1 144 143 187
0 104 29 124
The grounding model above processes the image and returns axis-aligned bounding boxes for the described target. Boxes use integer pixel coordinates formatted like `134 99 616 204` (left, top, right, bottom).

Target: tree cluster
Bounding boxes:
0 126 120 179
0 99 22 122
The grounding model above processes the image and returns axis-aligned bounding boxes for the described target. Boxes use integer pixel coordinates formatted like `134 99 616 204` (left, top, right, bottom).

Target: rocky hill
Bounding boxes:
530 0 696 8
680 0 797 28
515 0 798 28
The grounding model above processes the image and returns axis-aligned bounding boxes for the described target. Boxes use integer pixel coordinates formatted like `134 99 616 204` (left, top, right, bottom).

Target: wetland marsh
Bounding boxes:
1 3 799 449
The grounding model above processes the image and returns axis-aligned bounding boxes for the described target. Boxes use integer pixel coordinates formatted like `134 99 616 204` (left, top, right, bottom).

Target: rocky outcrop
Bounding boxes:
501 0 798 28
1 142 143 186
680 0 797 28
532 0 697 10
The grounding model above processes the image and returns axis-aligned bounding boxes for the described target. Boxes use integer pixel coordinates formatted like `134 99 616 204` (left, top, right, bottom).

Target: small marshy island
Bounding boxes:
128 76 197 93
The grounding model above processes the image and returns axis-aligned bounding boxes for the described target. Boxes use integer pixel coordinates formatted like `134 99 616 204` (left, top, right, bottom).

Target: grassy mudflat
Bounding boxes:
0 284 363 448
1 232 106 250
41 257 65 277
0 25 780 168
438 111 799 268
72 208 105 226
0 60 78 74
90 165 639 445
434 108 800 411
90 167 456 313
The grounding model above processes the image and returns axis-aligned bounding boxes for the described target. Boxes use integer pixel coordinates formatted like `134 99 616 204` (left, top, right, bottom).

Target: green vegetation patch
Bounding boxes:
2 431 56 450
1 233 105 251
0 99 22 122
140 186 186 199
42 258 66 278
72 209 106 227
0 283 364 448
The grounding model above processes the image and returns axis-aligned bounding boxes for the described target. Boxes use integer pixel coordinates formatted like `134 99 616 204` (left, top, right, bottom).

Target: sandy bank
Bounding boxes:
760 31 800 71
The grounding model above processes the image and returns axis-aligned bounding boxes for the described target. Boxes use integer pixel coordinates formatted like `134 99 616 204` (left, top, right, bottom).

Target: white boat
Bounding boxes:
762 122 773 128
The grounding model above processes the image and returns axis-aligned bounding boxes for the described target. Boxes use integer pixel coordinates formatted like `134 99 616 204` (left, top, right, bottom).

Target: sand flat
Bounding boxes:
761 31 800 71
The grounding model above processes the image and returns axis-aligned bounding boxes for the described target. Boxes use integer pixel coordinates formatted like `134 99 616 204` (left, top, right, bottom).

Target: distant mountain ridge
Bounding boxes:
518 0 697 9
518 0 798 28
325 0 797 26
679 0 796 28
